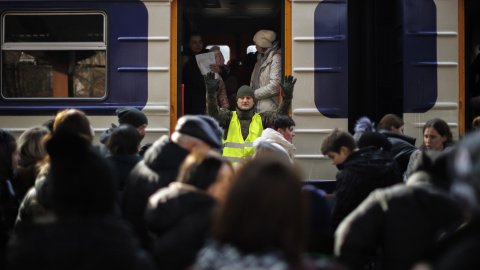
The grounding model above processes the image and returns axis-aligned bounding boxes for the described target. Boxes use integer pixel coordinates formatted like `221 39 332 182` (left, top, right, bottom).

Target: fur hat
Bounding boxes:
353 116 375 142
253 30 276 48
116 107 148 128
236 85 255 100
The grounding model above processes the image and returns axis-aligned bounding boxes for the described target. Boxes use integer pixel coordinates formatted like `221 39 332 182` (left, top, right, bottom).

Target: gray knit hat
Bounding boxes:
236 85 255 100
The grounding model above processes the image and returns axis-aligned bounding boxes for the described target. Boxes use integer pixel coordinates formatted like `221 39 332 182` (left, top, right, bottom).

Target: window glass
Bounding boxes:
1 12 106 99
246 45 257 54
206 45 230 64
4 14 104 42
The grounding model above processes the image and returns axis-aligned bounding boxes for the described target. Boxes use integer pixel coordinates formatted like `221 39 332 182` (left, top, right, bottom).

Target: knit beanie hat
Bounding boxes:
116 107 148 128
236 85 255 100
253 30 276 48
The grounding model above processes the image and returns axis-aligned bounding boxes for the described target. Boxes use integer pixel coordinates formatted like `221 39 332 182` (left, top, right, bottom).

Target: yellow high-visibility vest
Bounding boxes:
223 111 263 164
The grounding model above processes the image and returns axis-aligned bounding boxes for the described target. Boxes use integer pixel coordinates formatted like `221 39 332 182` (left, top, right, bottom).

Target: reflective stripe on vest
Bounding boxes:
222 111 263 164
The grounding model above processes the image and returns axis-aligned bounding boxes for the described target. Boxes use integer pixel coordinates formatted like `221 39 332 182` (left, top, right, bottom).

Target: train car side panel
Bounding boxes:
291 0 347 180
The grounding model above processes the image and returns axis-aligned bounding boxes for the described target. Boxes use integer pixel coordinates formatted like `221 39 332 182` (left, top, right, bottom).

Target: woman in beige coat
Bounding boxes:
250 30 282 113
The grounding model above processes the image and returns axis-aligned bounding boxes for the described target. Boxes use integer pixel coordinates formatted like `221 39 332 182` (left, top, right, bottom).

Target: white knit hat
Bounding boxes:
253 30 276 48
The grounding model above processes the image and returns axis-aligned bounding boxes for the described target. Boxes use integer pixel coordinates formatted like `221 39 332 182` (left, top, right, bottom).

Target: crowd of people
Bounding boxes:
1 29 480 270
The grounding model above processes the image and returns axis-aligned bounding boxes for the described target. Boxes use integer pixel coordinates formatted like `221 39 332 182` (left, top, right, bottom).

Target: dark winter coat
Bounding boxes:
182 48 210 115
335 182 463 270
145 182 216 270
106 153 142 200
330 146 402 231
122 135 189 249
7 218 157 270
424 216 480 270
378 129 417 174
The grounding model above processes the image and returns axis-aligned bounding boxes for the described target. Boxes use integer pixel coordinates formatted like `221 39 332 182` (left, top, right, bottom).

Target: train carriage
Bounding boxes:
0 0 477 180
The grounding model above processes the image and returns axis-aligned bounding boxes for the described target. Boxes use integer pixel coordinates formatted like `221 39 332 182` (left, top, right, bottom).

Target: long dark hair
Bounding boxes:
211 158 308 263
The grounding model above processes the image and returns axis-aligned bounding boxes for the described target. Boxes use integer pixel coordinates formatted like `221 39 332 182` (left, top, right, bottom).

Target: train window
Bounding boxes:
246 45 257 54
1 12 106 99
206 45 230 64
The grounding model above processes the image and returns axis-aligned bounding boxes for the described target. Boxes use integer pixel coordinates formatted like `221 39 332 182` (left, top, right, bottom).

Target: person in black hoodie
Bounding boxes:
7 131 157 270
321 129 402 231
0 129 19 268
122 115 223 249
144 150 233 270
377 114 417 176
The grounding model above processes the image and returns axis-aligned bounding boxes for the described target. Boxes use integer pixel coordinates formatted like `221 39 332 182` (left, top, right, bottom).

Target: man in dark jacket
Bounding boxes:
321 129 402 231
121 115 222 249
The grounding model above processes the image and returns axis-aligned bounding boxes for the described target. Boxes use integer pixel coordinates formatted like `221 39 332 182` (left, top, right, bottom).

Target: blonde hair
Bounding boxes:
17 126 50 161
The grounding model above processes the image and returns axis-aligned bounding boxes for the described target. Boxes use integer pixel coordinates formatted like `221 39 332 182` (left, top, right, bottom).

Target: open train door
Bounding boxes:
291 0 348 180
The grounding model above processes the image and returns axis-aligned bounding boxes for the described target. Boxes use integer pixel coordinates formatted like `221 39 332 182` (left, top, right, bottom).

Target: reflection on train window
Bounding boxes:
1 12 106 99
206 45 230 64
246 45 257 54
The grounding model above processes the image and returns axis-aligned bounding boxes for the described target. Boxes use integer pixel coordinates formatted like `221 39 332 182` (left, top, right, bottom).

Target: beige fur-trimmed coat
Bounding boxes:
250 47 282 113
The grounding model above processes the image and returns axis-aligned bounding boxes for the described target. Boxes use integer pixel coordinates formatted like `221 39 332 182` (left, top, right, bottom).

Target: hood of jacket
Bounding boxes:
99 123 117 144
253 128 295 156
144 182 215 234
379 129 416 145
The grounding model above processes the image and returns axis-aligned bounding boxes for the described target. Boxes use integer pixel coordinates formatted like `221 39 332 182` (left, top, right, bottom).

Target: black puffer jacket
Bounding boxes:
335 182 463 270
145 182 216 270
378 129 417 174
330 146 402 231
7 218 157 270
122 135 189 249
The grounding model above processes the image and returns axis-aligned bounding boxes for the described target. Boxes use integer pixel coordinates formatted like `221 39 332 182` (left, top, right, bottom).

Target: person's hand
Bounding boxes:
203 72 220 98
210 64 222 73
280 75 297 100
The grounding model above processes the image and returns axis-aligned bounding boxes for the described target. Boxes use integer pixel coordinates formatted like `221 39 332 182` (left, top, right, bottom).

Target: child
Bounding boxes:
321 129 401 231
